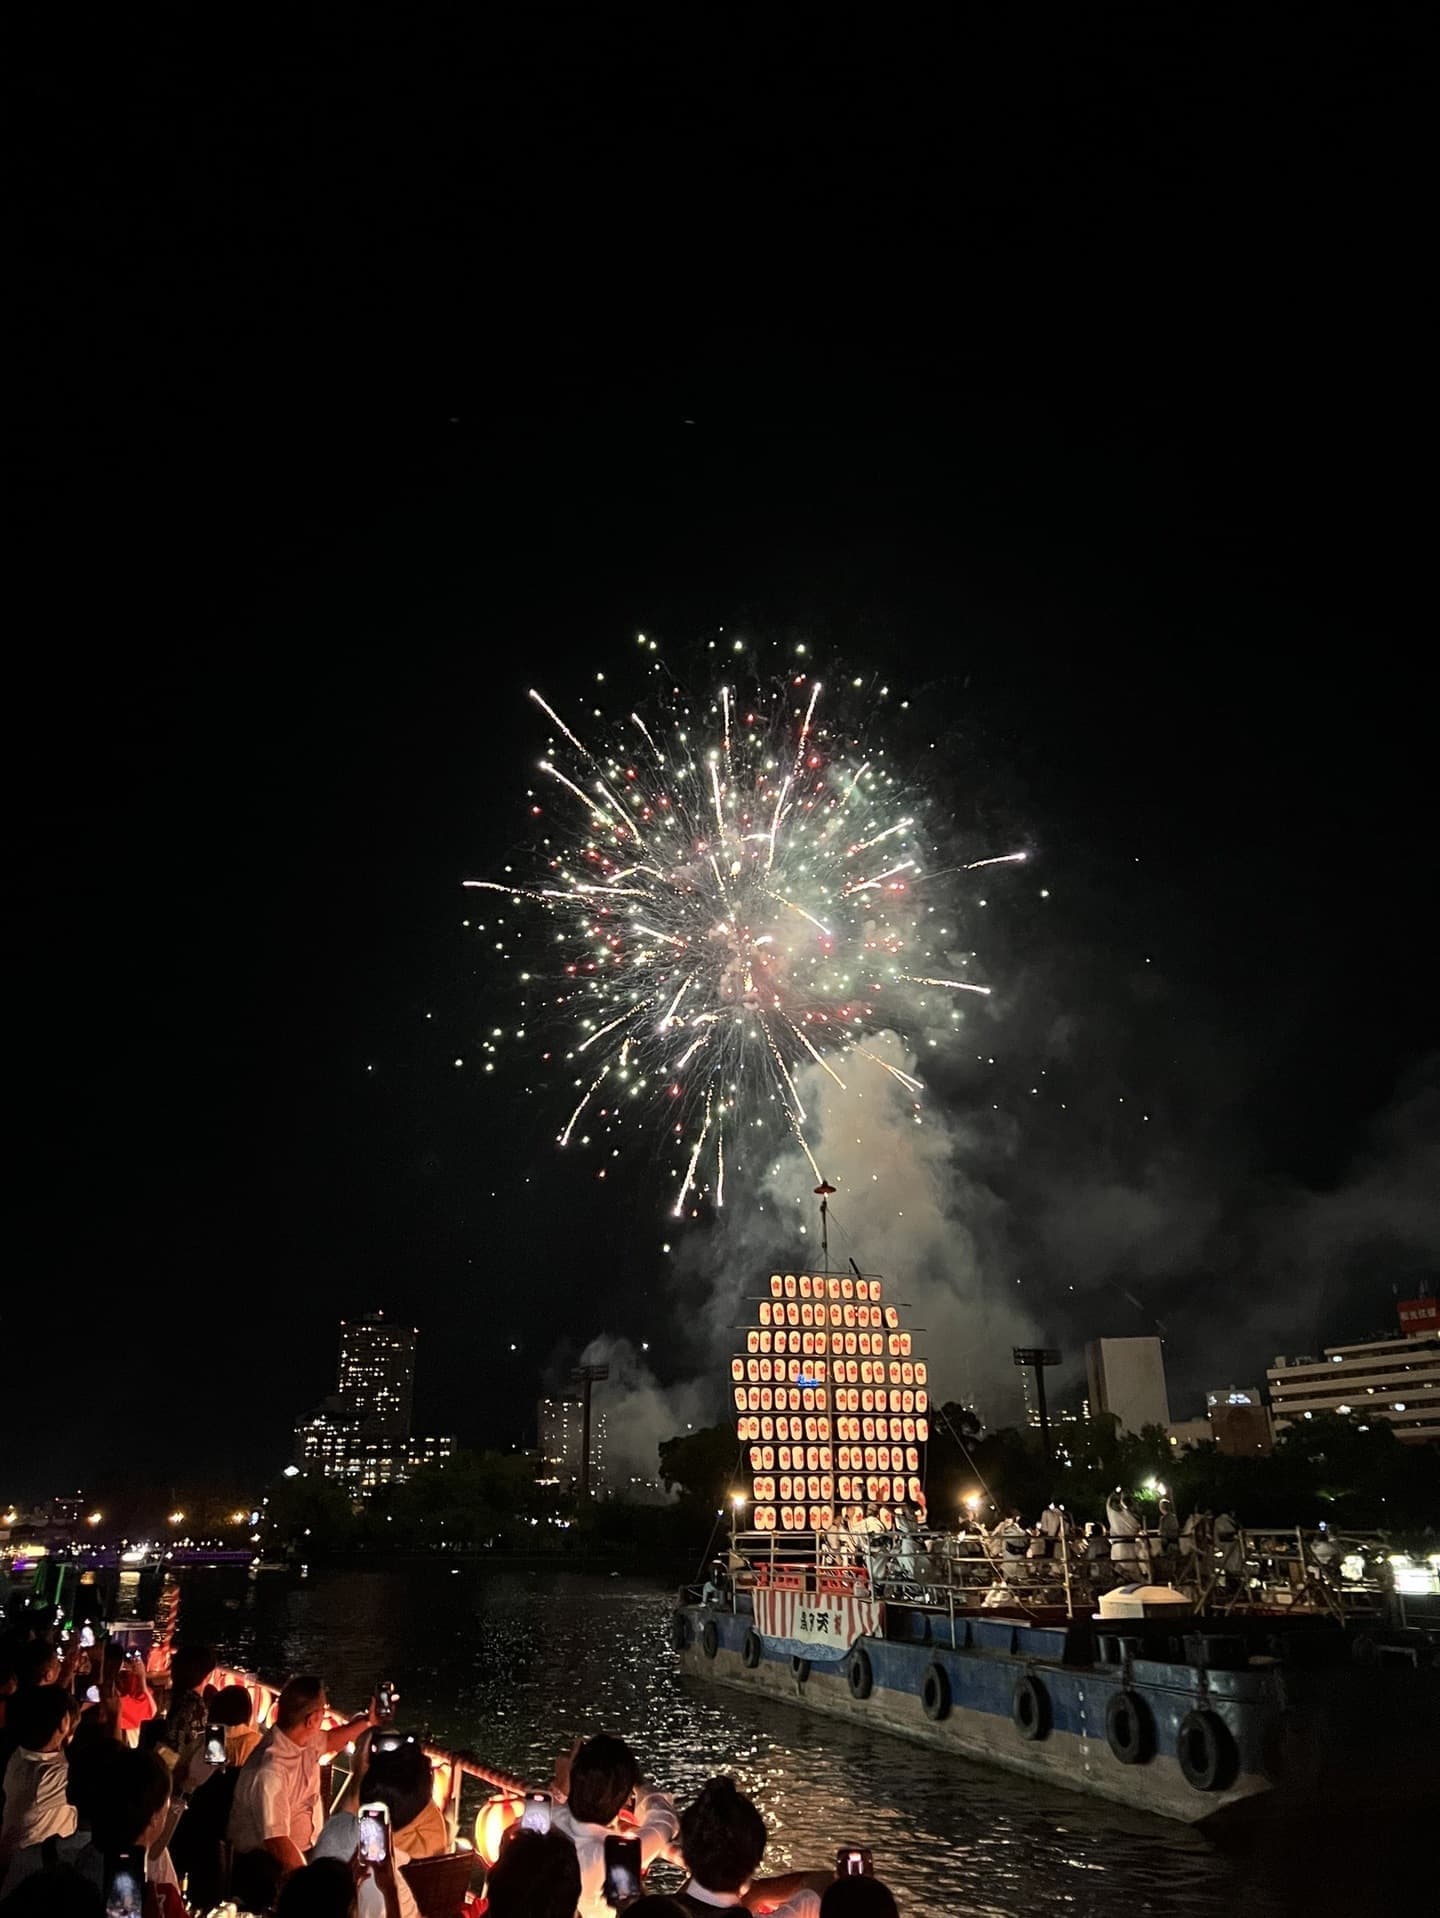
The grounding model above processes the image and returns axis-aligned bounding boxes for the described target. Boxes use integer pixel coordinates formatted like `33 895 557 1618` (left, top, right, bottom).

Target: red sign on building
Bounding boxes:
1397 1298 1439 1337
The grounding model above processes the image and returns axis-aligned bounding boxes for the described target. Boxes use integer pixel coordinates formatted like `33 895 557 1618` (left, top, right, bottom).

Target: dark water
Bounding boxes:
177 1563 1423 1917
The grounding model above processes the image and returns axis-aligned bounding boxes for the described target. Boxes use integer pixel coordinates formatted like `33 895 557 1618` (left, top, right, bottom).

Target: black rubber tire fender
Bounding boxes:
921 1661 951 1722
791 1655 810 1683
742 1628 763 1669
669 1611 689 1653
701 1621 719 1661
847 1646 874 1700
1177 1708 1239 1792
1012 1674 1050 1741
1104 1688 1153 1764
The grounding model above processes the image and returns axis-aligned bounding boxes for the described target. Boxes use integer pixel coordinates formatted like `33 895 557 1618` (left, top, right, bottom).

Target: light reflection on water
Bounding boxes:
180 1565 1417 1917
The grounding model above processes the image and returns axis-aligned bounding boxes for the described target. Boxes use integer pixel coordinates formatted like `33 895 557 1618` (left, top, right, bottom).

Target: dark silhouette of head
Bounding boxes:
212 1683 254 1728
566 1732 640 1827
275 1858 356 1918
679 1777 768 1893
821 1878 900 1918
485 1828 582 1918
170 1644 218 1695
360 1741 433 1833
90 1749 172 1856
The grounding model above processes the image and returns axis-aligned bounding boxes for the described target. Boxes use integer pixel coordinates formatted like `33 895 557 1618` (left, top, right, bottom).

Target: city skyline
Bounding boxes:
294 1311 456 1492
10 377 1436 1490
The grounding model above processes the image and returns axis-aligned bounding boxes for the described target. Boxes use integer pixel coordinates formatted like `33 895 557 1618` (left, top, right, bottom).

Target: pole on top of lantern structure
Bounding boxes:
813 1179 836 1272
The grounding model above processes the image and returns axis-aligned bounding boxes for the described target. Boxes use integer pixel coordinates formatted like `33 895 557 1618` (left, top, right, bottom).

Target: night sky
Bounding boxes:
10 13 1432 1498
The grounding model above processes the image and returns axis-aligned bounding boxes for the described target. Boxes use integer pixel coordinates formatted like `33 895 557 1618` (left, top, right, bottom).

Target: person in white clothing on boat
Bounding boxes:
1106 1491 1149 1577
1037 1502 1066 1558
1214 1509 1244 1582
893 1501 923 1582
549 1731 679 1918
989 1512 1028 1562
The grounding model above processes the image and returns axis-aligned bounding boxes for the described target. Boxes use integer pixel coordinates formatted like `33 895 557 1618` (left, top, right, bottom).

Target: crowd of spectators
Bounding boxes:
0 1612 903 1916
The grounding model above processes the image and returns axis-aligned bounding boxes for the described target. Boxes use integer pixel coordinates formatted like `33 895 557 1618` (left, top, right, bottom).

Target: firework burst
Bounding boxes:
467 645 1021 1218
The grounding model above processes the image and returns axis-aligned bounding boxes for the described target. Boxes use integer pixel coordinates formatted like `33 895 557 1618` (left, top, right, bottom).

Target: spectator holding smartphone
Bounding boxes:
550 1733 678 1918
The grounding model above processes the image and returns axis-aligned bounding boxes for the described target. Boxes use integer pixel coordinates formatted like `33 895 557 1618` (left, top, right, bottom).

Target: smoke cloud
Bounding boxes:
577 1333 713 1498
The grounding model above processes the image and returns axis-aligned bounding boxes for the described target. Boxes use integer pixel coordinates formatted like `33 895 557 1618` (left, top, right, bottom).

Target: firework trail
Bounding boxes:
466 650 1021 1218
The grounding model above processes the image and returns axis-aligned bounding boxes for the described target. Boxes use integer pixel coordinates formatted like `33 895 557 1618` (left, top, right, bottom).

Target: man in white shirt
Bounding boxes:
228 1674 377 1874
0 1685 78 1894
549 1732 678 1918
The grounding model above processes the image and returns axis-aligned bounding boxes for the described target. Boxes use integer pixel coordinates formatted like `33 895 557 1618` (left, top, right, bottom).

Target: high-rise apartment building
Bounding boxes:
337 1314 415 1438
1085 1336 1171 1436
292 1313 454 1489
536 1397 608 1496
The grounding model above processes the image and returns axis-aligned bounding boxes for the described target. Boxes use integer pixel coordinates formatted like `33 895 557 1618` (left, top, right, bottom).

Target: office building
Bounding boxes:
1267 1331 1440 1444
1205 1387 1273 1456
1085 1336 1171 1436
292 1313 455 1489
537 1397 608 1496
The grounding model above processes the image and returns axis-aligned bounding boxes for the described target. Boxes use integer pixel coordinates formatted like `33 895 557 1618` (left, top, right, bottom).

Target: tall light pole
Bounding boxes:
571 1363 610 1500
1013 1347 1061 1458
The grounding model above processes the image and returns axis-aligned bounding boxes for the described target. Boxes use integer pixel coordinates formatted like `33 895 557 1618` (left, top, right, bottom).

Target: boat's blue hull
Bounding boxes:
675 1603 1438 1826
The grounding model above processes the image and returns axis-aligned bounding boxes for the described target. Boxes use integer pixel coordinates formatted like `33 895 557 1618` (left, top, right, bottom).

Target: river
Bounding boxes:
176 1562 1421 1916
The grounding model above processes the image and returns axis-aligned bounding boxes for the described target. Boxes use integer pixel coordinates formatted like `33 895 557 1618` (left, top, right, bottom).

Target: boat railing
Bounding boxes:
716 1523 1393 1625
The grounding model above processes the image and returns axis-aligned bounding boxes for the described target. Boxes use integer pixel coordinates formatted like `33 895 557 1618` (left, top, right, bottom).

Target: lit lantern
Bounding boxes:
784 1275 797 1297
475 1795 520 1865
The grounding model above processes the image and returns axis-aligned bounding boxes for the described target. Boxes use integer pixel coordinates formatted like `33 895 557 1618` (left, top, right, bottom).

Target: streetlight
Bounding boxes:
168 1511 185 1525
229 1511 247 1524
729 1492 747 1556
86 1512 103 1527
282 1466 300 1479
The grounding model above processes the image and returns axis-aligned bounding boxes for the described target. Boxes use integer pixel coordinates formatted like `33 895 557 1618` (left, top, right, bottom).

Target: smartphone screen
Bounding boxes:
359 1801 390 1866
205 1725 227 1765
373 1731 408 1754
104 1849 147 1917
377 1680 397 1718
522 1789 551 1834
835 1846 874 1877
602 1833 642 1908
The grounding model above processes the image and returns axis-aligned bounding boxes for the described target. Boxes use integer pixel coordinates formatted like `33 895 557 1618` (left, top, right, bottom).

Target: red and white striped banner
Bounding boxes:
753 1587 883 1655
